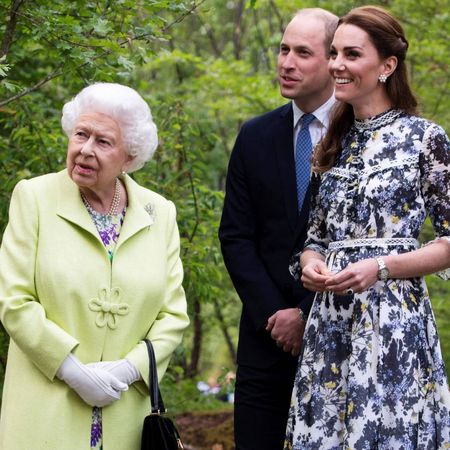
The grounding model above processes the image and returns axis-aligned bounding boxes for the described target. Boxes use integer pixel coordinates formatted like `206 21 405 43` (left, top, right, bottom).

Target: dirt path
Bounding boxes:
176 410 234 450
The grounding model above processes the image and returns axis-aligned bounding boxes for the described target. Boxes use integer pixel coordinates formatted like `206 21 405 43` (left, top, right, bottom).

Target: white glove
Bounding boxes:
87 359 141 386
56 353 128 407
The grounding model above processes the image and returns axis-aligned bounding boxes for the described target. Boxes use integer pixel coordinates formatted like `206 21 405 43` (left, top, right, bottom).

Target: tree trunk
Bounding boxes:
212 298 237 363
232 0 245 60
186 297 202 377
1 0 26 59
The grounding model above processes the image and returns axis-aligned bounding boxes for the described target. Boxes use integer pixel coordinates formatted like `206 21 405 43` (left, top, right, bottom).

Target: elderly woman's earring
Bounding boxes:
379 74 388 83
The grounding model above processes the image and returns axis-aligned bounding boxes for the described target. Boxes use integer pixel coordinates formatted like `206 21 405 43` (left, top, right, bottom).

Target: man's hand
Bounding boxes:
265 308 305 356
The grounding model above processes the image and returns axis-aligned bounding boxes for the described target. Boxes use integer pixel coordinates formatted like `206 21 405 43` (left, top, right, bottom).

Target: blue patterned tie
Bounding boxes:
295 113 315 212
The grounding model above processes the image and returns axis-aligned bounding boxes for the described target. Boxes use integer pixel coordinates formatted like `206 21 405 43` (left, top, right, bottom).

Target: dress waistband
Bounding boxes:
328 237 419 251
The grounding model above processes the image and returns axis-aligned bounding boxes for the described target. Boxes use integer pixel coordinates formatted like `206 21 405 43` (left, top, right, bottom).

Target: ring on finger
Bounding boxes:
346 288 354 295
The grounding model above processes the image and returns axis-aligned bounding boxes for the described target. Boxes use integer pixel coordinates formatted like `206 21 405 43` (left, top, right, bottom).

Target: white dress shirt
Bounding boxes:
292 95 336 160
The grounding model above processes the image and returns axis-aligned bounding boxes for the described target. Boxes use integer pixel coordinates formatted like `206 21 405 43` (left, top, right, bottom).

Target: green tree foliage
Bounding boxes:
0 0 449 407
0 0 202 200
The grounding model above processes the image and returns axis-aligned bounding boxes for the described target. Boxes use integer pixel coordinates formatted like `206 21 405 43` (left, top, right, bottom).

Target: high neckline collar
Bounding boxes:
354 109 403 131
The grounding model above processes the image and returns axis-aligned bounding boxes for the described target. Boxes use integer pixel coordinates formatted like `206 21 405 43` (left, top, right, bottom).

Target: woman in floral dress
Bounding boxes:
285 6 450 449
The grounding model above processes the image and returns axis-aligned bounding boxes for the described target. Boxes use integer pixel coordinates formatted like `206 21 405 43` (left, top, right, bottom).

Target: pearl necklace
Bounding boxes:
81 178 121 216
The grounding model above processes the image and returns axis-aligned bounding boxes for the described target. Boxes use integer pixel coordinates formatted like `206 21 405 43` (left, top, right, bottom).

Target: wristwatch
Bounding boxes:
376 257 390 280
297 308 306 324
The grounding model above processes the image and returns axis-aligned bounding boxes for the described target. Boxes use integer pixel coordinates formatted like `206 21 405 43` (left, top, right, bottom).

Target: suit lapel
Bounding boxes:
294 187 311 237
275 103 298 232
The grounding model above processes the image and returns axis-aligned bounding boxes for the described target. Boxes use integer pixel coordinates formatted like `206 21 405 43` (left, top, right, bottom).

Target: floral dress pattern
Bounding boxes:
83 202 126 450
285 110 450 449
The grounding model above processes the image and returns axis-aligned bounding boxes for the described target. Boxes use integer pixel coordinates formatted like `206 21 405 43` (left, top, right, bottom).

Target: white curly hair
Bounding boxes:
61 83 158 172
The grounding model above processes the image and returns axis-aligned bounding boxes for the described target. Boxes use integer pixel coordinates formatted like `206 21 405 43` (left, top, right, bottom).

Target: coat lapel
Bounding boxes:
275 103 298 232
56 170 101 241
115 175 154 249
55 170 153 248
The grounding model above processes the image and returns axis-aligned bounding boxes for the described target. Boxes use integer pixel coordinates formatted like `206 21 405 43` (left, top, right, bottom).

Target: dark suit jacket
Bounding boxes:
219 103 315 369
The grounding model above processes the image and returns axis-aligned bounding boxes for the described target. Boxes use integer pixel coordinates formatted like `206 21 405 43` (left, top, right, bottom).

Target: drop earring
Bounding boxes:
378 74 388 83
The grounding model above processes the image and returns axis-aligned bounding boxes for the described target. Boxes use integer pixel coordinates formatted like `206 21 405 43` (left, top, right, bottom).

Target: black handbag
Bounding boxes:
141 339 184 450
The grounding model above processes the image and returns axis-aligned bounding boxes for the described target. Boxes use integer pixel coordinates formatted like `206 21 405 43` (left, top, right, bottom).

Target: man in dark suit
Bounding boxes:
219 8 338 450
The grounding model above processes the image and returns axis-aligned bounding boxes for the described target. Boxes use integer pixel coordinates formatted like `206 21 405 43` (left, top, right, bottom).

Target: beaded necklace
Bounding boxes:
80 178 121 216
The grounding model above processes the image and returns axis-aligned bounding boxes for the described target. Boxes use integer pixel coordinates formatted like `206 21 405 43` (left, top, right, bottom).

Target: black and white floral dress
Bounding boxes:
285 110 450 449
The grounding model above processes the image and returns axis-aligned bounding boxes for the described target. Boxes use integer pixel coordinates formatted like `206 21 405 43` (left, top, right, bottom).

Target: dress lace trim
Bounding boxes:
328 237 419 251
354 109 402 131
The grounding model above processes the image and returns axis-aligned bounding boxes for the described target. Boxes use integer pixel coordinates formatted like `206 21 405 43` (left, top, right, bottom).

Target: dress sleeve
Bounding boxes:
303 172 330 257
125 200 189 393
0 180 79 380
420 123 450 280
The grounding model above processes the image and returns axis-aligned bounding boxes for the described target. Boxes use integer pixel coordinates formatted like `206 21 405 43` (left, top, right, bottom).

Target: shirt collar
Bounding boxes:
292 94 337 129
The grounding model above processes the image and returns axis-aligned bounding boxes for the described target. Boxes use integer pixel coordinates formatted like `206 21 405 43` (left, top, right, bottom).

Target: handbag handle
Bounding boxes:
144 339 166 414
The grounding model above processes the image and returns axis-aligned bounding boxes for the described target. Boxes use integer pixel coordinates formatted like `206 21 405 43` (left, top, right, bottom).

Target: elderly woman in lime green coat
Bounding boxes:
0 83 189 450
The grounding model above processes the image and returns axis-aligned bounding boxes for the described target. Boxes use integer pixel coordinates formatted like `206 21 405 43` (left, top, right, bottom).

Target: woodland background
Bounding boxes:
0 0 449 425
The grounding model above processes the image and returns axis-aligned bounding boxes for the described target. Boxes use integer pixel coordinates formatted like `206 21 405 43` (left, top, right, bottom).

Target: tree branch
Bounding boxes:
0 66 63 107
0 0 26 58
252 8 271 71
269 0 284 35
0 0 207 107
196 14 222 58
162 0 207 33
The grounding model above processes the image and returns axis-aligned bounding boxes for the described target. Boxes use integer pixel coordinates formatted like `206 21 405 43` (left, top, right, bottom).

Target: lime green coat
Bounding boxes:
0 170 189 450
